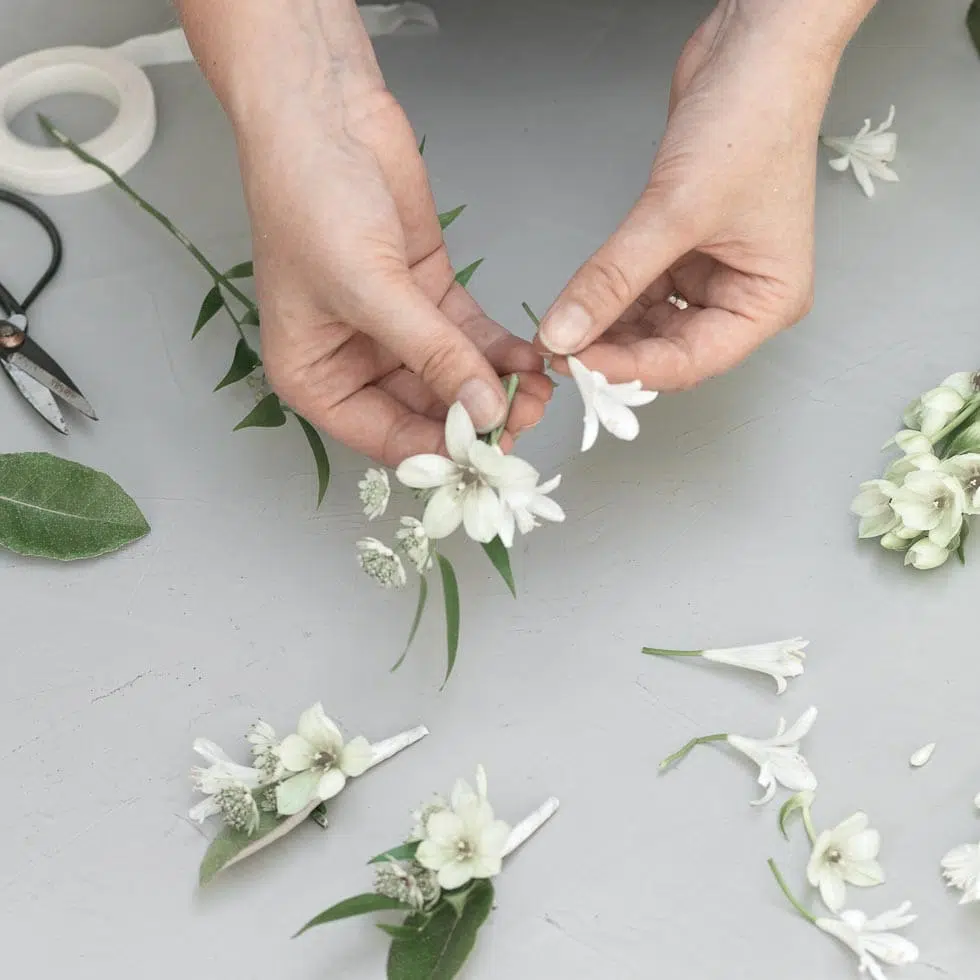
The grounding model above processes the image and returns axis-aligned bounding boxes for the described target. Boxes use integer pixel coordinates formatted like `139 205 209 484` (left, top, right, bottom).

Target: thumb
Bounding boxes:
357 272 508 432
538 190 699 355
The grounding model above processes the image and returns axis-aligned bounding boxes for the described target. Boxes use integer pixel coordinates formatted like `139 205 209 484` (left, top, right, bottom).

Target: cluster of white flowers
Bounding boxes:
852 371 980 569
822 105 899 198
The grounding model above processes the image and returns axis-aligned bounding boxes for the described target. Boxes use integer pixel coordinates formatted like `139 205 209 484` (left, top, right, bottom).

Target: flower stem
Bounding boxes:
767 859 817 925
642 647 704 657
488 373 521 448
38 114 257 316
659 733 727 771
934 393 980 448
501 797 560 859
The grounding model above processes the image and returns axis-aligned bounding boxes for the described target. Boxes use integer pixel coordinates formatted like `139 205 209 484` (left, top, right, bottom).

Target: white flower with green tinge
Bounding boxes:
890 471 965 549
247 720 278 762
415 766 511 890
942 454 980 514
275 703 374 816
941 842 980 904
885 430 933 455
643 638 806 694
883 452 940 484
807 812 885 913
395 516 433 573
356 537 407 589
904 538 951 570
358 468 391 520
567 356 658 452
816 903 918 979
497 473 565 548
822 106 898 198
902 373 978 440
851 481 899 539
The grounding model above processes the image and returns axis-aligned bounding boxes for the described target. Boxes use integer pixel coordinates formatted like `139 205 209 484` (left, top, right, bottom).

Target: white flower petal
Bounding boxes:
275 769 321 815
316 767 347 801
297 703 344 754
445 402 477 465
396 454 460 489
594 393 640 442
339 736 374 777
462 485 503 543
422 485 465 540
278 733 317 773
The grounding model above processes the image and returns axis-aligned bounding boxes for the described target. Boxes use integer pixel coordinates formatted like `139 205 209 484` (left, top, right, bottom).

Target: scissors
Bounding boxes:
0 187 96 433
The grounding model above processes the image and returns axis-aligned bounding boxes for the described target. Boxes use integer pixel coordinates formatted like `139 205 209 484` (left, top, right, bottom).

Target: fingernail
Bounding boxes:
539 304 592 354
458 378 506 432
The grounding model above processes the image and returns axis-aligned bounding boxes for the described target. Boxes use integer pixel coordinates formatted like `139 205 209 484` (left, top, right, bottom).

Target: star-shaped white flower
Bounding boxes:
567 356 658 452
276 703 374 816
941 842 980 904
807 812 885 913
816 902 918 979
822 106 899 198
890 470 965 549
851 480 900 539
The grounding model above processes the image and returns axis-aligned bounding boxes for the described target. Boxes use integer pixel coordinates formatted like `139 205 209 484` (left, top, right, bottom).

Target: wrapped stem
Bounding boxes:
502 796 560 859
368 725 430 769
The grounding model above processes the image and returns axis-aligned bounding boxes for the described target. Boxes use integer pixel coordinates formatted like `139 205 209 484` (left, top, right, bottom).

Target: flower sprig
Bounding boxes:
295 766 559 980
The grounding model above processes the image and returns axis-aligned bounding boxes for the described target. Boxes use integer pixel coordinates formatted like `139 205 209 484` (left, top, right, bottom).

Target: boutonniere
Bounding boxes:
295 766 559 979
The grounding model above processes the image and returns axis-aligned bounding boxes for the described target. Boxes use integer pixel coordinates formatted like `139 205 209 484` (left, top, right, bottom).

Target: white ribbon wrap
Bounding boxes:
0 4 438 196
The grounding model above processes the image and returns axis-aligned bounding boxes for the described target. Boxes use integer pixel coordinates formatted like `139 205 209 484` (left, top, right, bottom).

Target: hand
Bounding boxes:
237 91 551 466
536 3 843 389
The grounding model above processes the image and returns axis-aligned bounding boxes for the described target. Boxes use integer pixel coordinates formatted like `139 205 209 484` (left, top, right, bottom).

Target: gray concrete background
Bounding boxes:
1 1 978 977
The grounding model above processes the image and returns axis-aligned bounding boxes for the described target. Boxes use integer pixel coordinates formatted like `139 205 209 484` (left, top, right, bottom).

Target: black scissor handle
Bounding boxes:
0 187 63 315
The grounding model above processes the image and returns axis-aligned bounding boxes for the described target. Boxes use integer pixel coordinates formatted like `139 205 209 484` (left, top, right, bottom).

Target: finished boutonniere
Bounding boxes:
295 765 559 979
189 704 428 884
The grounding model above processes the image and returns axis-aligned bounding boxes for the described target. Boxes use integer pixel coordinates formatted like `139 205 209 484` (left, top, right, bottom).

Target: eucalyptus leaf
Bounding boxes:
480 537 516 598
0 453 149 560
295 415 331 506
295 894 412 938
193 284 224 337
521 302 540 327
435 554 460 688
386 880 494 980
969 0 980 56
234 393 288 431
392 576 429 673
368 841 421 865
215 338 261 391
438 205 466 231
454 259 484 288
224 261 254 279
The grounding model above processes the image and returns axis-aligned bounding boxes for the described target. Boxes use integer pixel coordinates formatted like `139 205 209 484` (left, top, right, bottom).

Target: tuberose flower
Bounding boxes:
395 516 433 573
497 473 565 548
822 106 898 198
568 356 658 452
890 470 965 549
941 842 980 904
275 704 375 816
807 812 885 913
356 537 408 589
358 468 391 520
816 902 919 979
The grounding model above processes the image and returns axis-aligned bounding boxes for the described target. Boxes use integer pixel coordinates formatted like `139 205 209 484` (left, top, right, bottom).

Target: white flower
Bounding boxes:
567 356 658 452
903 377 972 440
851 481 899 539
395 516 433 573
904 538 951 570
415 766 511 890
356 537 407 589
275 703 375 816
374 860 441 911
885 430 933 455
883 452 940 484
395 402 539 543
890 470 965 548
409 794 450 842
822 106 898 198
246 720 277 762
188 738 262 824
497 473 565 548
816 902 918 979
358 468 391 520
807 812 885 913
942 453 980 514
726 707 819 806
941 842 980 904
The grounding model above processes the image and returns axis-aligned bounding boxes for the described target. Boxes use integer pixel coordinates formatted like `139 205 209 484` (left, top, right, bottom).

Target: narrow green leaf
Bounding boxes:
392 576 429 673
241 307 260 327
944 420 980 457
294 415 331 506
193 285 223 337
214 338 261 391
418 135 427 156
234 393 288 431
958 520 970 566
521 302 540 327
224 260 254 279
969 0 980 56
435 554 460 688
438 205 466 231
480 537 516 598
369 841 421 865
0 452 149 560
454 259 483 288
386 880 494 980
295 894 412 938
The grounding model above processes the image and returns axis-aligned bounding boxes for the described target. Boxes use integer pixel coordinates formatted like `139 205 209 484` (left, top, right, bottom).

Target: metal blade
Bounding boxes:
2 358 68 433
7 348 98 420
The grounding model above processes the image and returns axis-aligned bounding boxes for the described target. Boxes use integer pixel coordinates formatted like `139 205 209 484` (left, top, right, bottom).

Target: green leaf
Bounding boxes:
193 284 224 337
969 0 980 56
454 259 484 288
368 841 421 865
295 894 412 938
234 393 288 431
418 135 427 156
224 261 254 279
958 520 970 566
214 338 261 391
435 554 460 688
480 537 516 598
386 880 494 980
0 453 149 560
379 922 428 940
295 415 331 506
944 420 980 457
241 307 260 327
392 576 429 673
438 205 466 231
521 302 540 327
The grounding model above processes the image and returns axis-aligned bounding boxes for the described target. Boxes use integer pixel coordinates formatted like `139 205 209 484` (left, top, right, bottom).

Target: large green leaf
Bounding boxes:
454 259 483 288
193 285 224 337
295 894 412 938
234 393 288 431
480 537 516 598
435 554 460 688
392 576 429 673
969 0 980 56
438 206 466 231
214 339 261 391
368 841 421 865
387 880 494 980
294 415 331 506
0 453 149 560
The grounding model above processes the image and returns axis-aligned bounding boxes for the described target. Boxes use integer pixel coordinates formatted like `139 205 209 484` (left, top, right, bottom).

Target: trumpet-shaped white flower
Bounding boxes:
395 516 433 573
885 430 933 455
904 538 951 570
358 468 391 520
807 812 885 913
356 537 407 589
942 453 980 514
497 473 565 548
188 738 262 825
890 471 965 548
275 703 374 816
396 402 538 543
941 842 980 904
883 452 940 484
816 902 918 979
902 374 977 439
568 356 658 452
415 766 511 890
851 481 898 539
822 106 898 198
727 707 819 806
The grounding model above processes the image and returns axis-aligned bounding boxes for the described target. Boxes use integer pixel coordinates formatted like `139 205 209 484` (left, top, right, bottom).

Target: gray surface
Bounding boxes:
1 1 978 978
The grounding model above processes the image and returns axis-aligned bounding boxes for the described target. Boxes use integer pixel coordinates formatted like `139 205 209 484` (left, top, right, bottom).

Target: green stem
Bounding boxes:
659 733 726 771
642 647 704 657
220 294 252 346
488 373 520 447
38 114 257 316
521 302 541 328
767 860 817 925
933 393 980 447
